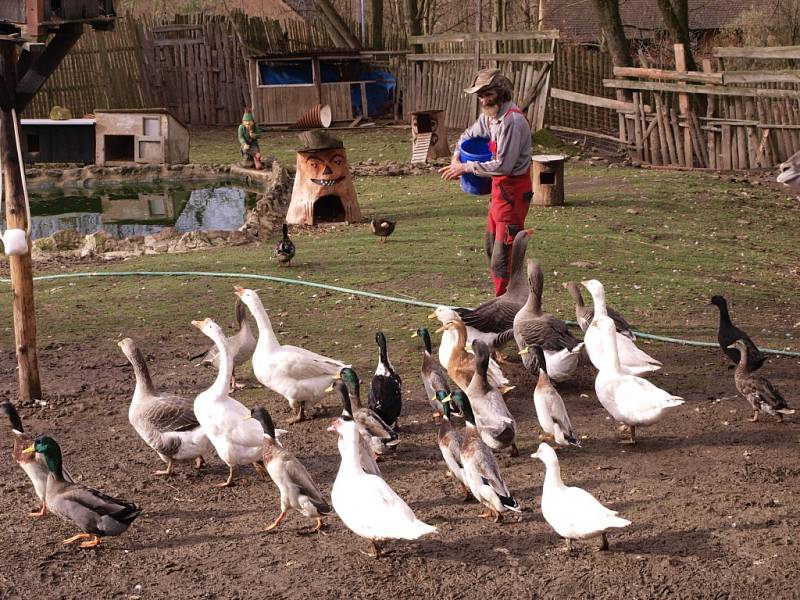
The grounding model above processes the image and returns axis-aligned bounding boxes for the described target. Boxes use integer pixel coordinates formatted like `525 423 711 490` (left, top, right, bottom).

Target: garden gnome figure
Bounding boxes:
238 109 263 170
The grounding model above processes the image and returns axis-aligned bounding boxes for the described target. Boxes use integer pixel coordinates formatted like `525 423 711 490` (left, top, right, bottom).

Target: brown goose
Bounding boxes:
454 229 533 333
513 259 583 382
563 281 634 340
730 340 794 422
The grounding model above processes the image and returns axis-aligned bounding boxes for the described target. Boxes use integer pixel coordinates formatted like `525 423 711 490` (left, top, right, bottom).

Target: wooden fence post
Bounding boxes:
674 44 693 167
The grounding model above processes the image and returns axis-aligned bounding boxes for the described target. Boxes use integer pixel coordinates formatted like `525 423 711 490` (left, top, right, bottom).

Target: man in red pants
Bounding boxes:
440 68 533 295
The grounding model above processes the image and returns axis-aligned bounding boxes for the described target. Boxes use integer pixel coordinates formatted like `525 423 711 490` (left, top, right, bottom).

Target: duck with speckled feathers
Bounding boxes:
436 392 471 502
368 332 402 430
23 436 141 549
450 390 520 522
246 406 332 532
412 327 451 417
275 223 296 266
729 340 793 422
370 218 396 243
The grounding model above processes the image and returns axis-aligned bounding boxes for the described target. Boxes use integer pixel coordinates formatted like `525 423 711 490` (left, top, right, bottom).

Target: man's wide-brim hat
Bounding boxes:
464 67 509 94
297 129 344 152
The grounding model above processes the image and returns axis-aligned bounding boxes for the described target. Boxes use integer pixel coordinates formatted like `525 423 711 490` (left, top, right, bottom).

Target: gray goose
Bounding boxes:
730 340 794 422
563 281 635 339
513 259 583 382
192 298 256 389
119 338 212 476
454 228 533 333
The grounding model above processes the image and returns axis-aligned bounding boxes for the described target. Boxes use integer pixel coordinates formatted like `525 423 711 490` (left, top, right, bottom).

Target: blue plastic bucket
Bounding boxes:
459 137 492 195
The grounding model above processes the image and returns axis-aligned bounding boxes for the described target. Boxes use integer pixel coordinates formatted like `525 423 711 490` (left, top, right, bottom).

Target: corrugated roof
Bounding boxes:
541 0 770 42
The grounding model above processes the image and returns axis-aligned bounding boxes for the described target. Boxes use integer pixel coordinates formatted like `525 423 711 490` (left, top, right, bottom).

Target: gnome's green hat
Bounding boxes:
242 111 255 122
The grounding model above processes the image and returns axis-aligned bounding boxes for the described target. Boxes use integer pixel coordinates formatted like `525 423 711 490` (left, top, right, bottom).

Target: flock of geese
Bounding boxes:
1 229 794 557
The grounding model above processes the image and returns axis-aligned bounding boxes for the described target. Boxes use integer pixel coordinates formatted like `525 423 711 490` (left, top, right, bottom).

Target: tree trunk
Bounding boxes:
370 0 383 49
656 0 698 71
405 0 423 52
590 0 633 68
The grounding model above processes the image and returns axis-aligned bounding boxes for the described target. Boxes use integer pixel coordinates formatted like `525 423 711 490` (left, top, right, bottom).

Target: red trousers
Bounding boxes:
485 172 532 295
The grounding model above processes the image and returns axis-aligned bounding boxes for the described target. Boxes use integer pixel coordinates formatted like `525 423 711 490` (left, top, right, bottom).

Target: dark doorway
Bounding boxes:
105 135 135 162
416 112 432 133
313 195 345 223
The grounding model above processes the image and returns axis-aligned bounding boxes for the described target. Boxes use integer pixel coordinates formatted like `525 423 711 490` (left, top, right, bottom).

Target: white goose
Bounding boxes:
532 443 631 552
192 317 271 487
593 316 684 444
236 286 348 423
581 279 661 375
328 413 436 558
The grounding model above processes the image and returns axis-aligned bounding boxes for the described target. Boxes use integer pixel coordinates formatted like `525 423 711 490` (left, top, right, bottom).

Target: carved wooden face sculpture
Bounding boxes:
287 148 360 225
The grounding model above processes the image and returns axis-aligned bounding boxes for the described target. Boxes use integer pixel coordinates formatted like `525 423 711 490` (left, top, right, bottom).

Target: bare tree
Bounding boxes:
655 0 698 71
590 0 633 67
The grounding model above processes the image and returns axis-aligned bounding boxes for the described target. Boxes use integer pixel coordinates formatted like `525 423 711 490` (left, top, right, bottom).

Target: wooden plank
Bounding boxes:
409 30 560 44
669 107 685 166
407 52 554 62
550 86 639 112
702 59 717 169
632 93 643 160
721 124 732 169
734 98 747 168
714 45 800 60
723 70 800 84
655 94 677 165
549 125 627 144
690 111 709 167
603 78 800 99
613 66 722 85
674 44 693 168
744 98 758 167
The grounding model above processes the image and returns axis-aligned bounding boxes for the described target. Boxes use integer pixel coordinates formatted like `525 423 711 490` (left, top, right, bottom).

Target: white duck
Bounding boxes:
192 317 271 487
236 286 349 423
429 306 513 375
532 442 631 552
593 316 684 444
581 279 661 375
327 378 383 477
328 413 436 558
522 345 580 448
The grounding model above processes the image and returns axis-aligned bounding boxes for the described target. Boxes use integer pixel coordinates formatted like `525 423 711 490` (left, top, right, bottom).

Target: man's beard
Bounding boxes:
481 100 501 117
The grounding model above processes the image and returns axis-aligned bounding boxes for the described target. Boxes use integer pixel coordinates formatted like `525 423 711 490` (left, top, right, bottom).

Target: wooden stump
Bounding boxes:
532 154 565 207
411 110 450 161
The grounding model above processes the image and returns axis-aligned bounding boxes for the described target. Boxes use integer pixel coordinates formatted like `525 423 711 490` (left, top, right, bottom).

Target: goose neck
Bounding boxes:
209 330 234 398
129 348 156 398
248 297 280 350
543 462 565 490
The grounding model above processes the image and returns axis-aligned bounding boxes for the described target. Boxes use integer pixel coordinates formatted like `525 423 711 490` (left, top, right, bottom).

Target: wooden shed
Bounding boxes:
247 52 393 126
20 118 95 164
94 108 189 166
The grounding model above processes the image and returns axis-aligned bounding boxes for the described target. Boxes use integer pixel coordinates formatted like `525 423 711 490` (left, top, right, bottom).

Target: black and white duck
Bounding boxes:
368 332 402 429
336 367 399 459
275 223 296 266
247 406 332 532
729 340 793 422
709 295 766 371
23 436 141 549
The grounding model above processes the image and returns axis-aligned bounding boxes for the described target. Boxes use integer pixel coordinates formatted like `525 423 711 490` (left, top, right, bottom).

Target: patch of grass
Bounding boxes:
2 162 798 367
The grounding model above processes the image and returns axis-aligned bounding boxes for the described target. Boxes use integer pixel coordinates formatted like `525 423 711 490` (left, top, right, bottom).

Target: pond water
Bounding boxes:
2 181 260 240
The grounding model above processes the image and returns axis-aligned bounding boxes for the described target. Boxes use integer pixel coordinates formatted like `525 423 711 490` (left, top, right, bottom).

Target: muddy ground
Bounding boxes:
0 321 798 599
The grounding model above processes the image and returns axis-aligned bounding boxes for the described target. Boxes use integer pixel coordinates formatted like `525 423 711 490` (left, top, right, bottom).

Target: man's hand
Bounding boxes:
439 163 468 181
242 144 250 151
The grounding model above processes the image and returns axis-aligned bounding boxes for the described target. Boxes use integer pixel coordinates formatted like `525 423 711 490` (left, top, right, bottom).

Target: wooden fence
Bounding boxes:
602 44 800 169
406 30 558 130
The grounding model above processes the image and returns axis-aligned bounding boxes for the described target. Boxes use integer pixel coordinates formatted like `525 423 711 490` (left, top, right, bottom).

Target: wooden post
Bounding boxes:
674 44 693 167
0 42 42 402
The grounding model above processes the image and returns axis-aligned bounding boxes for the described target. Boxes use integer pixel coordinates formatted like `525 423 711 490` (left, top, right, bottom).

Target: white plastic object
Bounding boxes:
1 228 27 255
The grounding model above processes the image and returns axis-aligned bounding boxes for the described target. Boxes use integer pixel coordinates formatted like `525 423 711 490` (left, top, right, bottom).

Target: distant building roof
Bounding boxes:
541 0 768 42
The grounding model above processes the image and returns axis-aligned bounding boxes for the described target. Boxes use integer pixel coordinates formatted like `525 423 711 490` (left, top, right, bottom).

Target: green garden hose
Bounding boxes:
1 269 798 358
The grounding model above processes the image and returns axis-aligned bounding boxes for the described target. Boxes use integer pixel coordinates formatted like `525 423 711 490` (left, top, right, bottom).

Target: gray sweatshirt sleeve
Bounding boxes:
466 112 529 177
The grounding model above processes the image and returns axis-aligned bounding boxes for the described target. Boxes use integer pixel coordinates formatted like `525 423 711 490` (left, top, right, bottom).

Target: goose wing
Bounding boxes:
516 315 580 352
141 393 200 433
455 298 520 333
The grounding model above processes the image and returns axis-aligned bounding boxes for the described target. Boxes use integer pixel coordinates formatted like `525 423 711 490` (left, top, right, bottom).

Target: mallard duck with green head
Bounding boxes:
22 436 141 549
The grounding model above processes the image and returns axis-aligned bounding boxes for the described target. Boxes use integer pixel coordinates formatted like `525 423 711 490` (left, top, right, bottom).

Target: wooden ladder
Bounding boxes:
411 132 432 163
